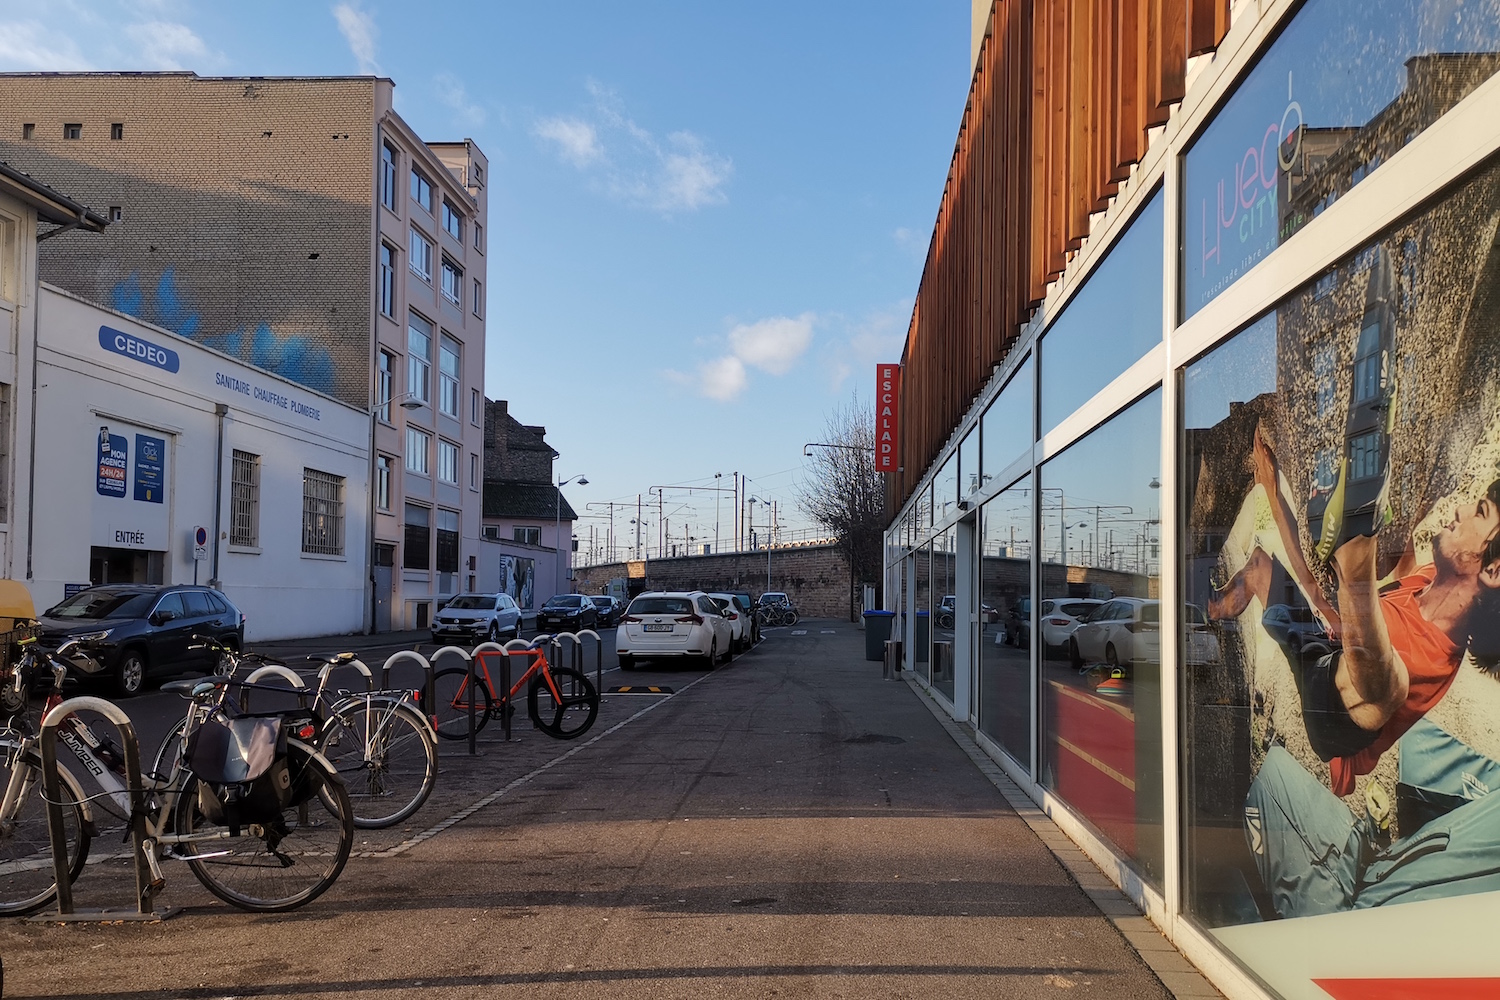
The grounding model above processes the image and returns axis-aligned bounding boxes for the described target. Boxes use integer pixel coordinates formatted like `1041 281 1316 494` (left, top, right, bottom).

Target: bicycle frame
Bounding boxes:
459 646 562 707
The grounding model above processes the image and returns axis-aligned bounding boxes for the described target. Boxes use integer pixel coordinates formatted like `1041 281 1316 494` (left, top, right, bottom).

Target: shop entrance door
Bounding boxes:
373 543 395 632
89 547 164 586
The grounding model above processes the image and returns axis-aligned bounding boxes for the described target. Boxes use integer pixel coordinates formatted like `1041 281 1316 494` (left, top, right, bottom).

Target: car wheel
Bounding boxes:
1105 643 1119 667
214 647 235 677
116 649 147 697
618 655 634 671
488 622 501 644
705 641 718 670
1069 638 1083 669
1287 633 1302 656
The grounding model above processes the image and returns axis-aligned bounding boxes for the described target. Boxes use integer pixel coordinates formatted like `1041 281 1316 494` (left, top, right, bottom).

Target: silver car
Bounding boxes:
431 593 523 646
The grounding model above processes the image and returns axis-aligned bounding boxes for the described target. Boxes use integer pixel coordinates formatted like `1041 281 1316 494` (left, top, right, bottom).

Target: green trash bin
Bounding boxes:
863 610 895 661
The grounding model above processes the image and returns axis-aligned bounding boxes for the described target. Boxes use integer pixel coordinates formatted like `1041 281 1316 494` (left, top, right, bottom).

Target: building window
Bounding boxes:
471 388 481 425
403 503 430 570
441 200 461 240
230 450 260 547
376 454 392 511
381 141 398 211
1353 321 1384 403
474 220 483 253
472 163 483 186
407 313 432 403
514 526 541 546
438 439 459 484
405 426 431 475
1349 430 1383 482
110 123 123 140
21 124 34 140
441 257 462 305
482 524 500 541
63 123 81 140
470 452 479 489
109 207 123 223
436 509 460 573
408 229 432 282
410 169 432 213
379 243 396 317
439 335 460 417
0 385 11 522
376 349 395 422
302 469 345 556
472 279 482 317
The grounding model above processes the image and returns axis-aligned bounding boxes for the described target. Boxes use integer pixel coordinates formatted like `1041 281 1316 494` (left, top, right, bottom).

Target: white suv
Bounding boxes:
617 591 733 671
431 593 523 646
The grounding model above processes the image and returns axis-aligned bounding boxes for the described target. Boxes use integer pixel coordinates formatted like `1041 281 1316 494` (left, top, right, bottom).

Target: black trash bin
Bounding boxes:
915 610 930 664
863 610 895 661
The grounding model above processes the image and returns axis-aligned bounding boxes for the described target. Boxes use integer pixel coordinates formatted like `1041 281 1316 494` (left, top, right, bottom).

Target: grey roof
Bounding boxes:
483 480 578 521
0 162 108 230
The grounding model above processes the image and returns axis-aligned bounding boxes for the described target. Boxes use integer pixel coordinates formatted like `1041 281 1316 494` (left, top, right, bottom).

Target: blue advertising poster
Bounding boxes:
134 434 165 503
96 426 127 498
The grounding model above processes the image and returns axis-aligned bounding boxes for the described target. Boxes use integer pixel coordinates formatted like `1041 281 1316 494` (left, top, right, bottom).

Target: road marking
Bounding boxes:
791 630 807 635
364 670 715 858
608 685 674 694
820 629 836 634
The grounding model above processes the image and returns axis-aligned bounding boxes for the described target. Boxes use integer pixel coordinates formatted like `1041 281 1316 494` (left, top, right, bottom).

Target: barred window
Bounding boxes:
302 468 345 556
0 384 10 523
404 503 430 570
230 450 260 547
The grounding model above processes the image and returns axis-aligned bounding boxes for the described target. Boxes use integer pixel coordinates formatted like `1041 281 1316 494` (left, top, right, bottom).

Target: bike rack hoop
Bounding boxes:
36 697 173 921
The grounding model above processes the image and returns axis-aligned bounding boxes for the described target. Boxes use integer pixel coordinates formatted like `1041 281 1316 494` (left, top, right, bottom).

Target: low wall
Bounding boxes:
574 544 857 619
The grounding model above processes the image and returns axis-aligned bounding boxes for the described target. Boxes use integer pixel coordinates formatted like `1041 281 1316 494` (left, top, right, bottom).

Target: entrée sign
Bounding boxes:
876 364 901 472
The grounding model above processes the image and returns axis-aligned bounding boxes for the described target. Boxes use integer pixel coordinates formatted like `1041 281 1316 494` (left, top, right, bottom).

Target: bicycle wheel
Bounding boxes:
527 666 599 740
174 741 353 912
430 667 493 742
321 698 437 828
0 744 92 915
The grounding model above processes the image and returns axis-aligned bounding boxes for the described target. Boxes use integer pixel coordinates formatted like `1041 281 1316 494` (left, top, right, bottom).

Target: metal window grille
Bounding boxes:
302 468 345 556
0 384 9 522
230 450 259 547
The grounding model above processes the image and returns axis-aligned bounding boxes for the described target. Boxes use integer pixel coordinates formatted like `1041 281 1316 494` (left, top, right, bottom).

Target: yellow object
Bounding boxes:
0 579 36 625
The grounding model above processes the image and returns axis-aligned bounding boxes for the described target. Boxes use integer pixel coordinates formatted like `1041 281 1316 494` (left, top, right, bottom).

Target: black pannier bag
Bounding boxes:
187 716 298 835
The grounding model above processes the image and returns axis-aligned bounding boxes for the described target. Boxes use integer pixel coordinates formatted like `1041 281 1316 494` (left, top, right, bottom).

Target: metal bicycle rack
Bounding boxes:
570 629 605 692
380 649 434 719
427 645 485 754
35 697 175 922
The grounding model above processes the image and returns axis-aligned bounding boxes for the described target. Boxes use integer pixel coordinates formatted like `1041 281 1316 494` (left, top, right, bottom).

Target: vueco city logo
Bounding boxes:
98 325 180 373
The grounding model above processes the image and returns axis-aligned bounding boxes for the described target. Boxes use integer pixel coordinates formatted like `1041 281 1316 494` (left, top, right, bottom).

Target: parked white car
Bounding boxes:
617 591 734 670
1068 598 1219 667
431 593 523 646
708 593 750 652
1037 597 1103 649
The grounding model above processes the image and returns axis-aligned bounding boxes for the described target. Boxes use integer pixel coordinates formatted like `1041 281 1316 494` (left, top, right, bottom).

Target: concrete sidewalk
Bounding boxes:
1 620 1215 999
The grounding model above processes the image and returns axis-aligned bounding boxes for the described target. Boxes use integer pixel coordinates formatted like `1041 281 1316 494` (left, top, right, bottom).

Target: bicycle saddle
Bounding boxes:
306 651 357 665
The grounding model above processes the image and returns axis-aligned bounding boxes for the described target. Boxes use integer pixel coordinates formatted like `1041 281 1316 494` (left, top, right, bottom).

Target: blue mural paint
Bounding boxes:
154 269 200 339
110 273 144 318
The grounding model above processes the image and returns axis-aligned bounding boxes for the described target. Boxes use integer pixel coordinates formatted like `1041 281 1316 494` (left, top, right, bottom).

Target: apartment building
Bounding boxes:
0 72 488 630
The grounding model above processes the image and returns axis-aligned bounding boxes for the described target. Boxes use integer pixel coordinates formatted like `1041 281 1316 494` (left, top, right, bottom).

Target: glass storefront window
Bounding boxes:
982 354 1034 488
981 475 1033 768
1180 156 1500 977
1182 0 1500 318
959 425 980 498
932 528 957 702
1039 389 1163 886
914 541 933 680
934 454 958 524
1039 191 1163 436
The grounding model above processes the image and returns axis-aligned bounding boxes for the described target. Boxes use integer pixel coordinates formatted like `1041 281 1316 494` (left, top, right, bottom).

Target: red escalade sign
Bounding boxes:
876 364 900 472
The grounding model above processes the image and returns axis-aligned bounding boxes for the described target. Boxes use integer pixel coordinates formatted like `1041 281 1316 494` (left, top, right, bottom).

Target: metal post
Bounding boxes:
500 647 513 741
466 647 478 756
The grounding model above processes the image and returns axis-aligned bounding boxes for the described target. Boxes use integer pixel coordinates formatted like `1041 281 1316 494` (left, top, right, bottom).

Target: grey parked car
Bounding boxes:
1260 603 1331 653
431 593 523 646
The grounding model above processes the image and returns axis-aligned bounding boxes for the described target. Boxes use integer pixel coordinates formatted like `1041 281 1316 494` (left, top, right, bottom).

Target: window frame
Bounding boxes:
301 468 346 557
437 438 460 485
405 426 431 476
440 257 462 306
376 349 396 423
407 314 433 404
410 168 433 213
378 243 397 318
229 450 260 548
441 200 462 240
438 335 461 418
376 454 393 511
408 229 433 282
403 502 431 570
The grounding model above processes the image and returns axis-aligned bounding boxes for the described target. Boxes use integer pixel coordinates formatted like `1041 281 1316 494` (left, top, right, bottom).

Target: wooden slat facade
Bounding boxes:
892 0 1228 512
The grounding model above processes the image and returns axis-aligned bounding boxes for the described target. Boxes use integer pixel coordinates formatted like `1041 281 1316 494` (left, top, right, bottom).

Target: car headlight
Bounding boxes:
72 629 112 642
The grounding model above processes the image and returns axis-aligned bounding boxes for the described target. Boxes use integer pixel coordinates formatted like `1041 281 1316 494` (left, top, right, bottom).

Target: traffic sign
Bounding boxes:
192 525 209 561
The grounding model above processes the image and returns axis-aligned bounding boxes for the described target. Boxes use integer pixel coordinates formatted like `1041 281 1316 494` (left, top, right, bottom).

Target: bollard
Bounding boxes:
37 697 172 921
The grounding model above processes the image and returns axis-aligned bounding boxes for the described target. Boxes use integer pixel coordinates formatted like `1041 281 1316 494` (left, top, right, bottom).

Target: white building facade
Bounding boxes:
18 285 370 640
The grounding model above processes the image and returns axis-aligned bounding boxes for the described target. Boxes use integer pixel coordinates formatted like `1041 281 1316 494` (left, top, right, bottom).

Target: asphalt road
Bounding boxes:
2 621 1176 1000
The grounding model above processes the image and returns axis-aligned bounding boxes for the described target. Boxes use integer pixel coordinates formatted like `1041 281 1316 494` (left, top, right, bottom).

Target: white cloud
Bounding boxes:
0 20 94 70
535 82 731 215
534 116 602 167
332 2 379 75
727 313 815 376
697 356 748 402
122 20 209 70
434 72 485 127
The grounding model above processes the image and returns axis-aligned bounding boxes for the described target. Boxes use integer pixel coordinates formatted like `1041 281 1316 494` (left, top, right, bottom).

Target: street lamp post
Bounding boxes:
750 495 771 592
555 473 588 597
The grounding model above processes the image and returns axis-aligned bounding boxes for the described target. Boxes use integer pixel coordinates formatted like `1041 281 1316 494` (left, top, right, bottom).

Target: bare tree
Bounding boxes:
799 395 886 620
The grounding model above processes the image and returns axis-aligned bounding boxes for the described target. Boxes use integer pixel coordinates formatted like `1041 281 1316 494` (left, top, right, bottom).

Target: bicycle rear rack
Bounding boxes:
33 697 177 923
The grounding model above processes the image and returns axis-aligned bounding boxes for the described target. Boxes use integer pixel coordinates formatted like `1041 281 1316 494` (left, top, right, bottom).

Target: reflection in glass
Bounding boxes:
959 426 980 498
1039 191 1163 436
1038 390 1163 887
1182 0 1500 317
980 475 1033 768
1182 157 1500 949
932 529 956 702
914 541 932 680
982 355 1034 489
934 454 958 524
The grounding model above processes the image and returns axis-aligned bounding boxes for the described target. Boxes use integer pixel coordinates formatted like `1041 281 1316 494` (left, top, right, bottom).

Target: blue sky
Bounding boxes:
0 0 969 548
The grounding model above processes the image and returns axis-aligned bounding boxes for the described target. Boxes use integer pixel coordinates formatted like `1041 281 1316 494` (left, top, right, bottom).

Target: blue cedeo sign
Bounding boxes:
98 325 180 373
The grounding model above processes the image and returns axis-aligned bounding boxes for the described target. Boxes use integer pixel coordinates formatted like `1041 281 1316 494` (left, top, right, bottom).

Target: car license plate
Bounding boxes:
644 623 673 632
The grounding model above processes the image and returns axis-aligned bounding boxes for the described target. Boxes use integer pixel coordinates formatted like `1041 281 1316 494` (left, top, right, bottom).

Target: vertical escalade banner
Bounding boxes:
876 364 901 472
1181 154 1500 998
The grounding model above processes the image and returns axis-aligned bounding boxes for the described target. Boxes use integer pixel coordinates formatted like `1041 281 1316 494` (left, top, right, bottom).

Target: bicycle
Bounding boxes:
0 638 353 915
172 638 437 830
430 639 599 742
757 603 800 627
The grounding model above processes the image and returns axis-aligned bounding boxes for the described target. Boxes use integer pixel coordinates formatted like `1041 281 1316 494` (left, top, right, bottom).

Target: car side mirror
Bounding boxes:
152 610 177 625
